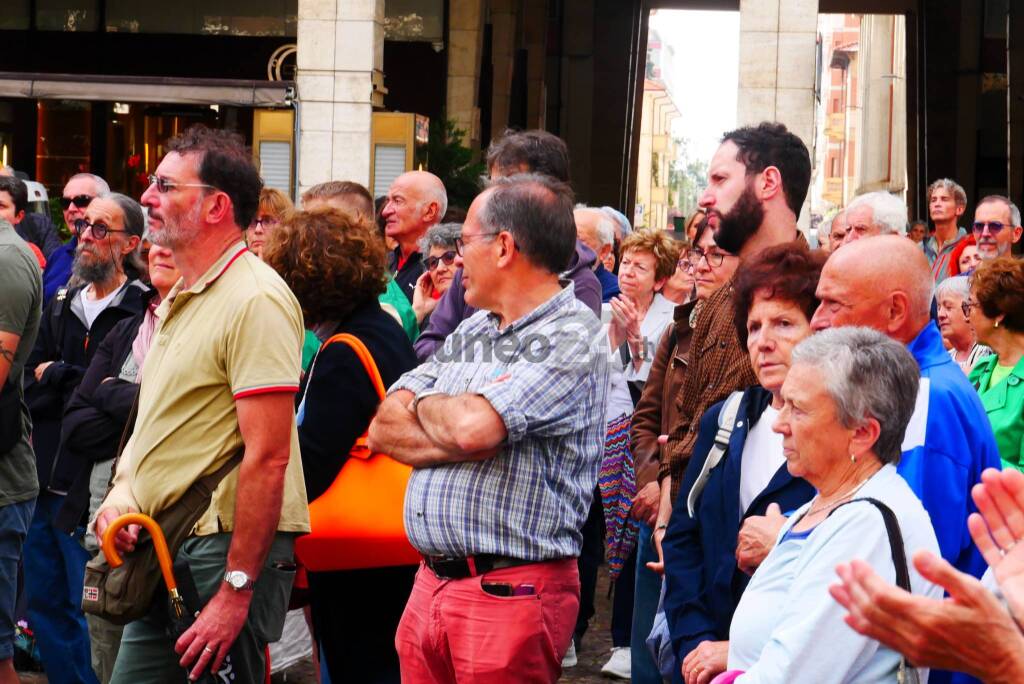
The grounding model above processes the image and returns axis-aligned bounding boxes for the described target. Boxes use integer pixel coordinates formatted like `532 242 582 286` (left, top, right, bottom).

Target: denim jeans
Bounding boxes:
632 522 664 683
24 491 98 684
0 497 33 661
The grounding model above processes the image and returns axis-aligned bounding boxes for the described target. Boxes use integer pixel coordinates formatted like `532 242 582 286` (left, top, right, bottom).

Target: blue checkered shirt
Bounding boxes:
391 283 610 561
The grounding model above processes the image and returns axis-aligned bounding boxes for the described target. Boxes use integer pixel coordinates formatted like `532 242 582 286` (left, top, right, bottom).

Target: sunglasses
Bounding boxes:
972 221 1009 235
425 250 457 271
74 218 127 240
60 194 94 210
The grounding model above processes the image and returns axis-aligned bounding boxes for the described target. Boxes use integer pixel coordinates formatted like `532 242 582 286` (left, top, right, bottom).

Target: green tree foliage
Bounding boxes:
427 116 486 214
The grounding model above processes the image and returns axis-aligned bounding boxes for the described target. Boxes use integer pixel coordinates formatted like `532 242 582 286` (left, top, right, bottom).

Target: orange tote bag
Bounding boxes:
294 333 421 571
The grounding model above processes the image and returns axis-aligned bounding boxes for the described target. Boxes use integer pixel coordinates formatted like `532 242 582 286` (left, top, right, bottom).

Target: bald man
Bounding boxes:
381 171 448 302
574 207 620 302
811 236 1000 584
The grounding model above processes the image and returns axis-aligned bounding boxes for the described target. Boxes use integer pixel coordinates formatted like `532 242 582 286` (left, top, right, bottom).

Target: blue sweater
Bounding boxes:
662 386 815 674
42 236 75 305
897 322 1001 579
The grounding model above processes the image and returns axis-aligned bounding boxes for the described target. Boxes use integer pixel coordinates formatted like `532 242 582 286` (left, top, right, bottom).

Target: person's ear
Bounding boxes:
849 416 881 461
204 192 233 225
13 210 24 225
121 235 141 256
653 276 668 293
495 231 517 267
888 291 911 334
955 204 966 219
759 166 783 202
1012 225 1023 244
599 243 612 262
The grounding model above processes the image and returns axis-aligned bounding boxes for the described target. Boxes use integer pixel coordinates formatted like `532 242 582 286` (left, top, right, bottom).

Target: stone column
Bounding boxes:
737 0 817 227
447 0 484 150
490 0 518 137
295 0 384 194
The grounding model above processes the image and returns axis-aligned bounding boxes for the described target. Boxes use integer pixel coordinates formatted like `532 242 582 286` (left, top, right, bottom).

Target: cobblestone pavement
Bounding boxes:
18 570 619 683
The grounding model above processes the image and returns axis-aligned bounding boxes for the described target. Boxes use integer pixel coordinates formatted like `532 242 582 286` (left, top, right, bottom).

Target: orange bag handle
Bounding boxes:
101 512 178 594
322 333 386 401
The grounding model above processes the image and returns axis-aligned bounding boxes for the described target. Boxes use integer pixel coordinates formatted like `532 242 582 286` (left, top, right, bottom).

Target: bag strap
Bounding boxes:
321 333 386 400
828 496 919 684
686 390 744 517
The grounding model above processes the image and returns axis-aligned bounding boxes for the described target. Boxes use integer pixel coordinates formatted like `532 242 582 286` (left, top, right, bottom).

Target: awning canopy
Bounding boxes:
0 72 292 107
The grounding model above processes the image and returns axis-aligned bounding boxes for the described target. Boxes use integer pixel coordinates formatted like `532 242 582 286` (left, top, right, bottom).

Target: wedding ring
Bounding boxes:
203 646 214 654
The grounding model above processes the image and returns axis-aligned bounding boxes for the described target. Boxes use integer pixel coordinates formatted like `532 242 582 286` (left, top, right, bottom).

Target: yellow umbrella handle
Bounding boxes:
101 512 178 594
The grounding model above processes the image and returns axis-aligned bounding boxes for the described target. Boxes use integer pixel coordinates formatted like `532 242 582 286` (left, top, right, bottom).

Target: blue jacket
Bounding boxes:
898 322 1001 579
594 262 620 303
662 385 815 673
42 236 75 305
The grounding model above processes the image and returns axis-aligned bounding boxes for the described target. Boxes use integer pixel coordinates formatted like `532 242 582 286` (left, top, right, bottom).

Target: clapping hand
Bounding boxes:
968 467 1024 623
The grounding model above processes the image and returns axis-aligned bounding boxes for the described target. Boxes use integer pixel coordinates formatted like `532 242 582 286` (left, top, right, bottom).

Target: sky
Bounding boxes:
648 9 740 165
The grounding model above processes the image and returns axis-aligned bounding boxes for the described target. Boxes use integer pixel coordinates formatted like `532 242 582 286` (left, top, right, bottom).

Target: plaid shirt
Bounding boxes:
392 283 609 560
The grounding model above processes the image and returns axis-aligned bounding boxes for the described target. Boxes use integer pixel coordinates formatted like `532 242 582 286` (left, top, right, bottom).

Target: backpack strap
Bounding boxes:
686 390 744 517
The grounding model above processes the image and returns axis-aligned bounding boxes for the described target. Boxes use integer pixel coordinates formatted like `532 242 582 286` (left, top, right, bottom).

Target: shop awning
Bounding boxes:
0 72 292 107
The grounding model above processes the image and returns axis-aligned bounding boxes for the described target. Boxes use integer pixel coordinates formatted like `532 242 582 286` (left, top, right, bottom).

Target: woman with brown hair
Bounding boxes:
246 187 293 258
263 207 417 684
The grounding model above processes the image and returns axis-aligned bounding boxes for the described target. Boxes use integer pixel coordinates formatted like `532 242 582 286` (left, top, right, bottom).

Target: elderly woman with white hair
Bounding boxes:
840 192 908 247
719 327 941 684
935 275 992 373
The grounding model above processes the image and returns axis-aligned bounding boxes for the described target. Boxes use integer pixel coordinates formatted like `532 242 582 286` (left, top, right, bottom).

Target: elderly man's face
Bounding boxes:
973 201 1022 260
62 176 99 234
574 210 611 263
773 363 857 483
381 176 431 241
456 191 499 310
829 212 848 250
74 197 131 284
810 257 890 332
841 204 879 246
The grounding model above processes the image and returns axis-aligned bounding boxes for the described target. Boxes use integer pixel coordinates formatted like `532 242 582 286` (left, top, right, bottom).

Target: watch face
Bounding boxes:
226 571 248 589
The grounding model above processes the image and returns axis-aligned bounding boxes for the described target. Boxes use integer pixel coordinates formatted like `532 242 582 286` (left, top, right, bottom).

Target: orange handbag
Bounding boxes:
294 333 421 572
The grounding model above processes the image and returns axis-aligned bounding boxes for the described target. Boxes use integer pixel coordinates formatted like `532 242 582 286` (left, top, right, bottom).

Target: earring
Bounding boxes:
850 452 857 463
996 319 1001 328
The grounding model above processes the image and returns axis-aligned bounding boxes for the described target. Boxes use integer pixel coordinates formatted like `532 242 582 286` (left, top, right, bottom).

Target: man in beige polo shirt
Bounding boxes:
94 126 308 683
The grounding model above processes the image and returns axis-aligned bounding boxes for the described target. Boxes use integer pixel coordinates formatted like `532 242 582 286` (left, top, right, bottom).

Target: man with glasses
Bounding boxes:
574 206 621 302
972 195 1023 262
369 173 609 682
94 126 309 684
22 192 146 684
41 174 111 305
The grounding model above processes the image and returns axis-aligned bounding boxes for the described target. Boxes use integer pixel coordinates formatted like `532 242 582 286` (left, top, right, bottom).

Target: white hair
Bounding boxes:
847 191 908 236
935 275 970 302
574 206 615 247
68 172 110 196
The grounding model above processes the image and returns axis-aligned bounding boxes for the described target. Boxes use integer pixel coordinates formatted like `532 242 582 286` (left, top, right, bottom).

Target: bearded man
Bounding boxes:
22 192 146 684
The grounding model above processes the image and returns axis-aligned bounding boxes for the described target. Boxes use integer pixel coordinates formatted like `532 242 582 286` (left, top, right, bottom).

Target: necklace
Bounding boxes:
804 474 875 517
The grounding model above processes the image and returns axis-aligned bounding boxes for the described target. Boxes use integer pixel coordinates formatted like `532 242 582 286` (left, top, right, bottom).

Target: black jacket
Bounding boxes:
54 304 150 532
15 212 63 260
24 279 149 491
386 246 423 305
297 301 418 501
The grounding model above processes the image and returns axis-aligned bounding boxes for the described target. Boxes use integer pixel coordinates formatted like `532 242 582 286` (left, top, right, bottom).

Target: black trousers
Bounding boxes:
574 490 605 647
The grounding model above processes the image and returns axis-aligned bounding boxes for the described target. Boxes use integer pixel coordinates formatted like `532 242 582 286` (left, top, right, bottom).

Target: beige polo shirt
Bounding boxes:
103 242 310 535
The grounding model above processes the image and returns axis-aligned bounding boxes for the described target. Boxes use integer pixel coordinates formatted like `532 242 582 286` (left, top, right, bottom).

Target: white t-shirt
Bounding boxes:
738 404 785 516
80 285 121 328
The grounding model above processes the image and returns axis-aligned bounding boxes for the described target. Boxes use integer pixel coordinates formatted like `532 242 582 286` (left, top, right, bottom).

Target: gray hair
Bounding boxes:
574 205 615 248
935 274 971 303
977 195 1022 228
791 327 920 465
103 192 146 238
600 206 633 238
418 222 462 254
68 172 110 196
928 178 967 207
847 191 908 236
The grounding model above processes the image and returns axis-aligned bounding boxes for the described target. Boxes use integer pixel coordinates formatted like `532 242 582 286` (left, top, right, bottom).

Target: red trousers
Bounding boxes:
395 558 580 683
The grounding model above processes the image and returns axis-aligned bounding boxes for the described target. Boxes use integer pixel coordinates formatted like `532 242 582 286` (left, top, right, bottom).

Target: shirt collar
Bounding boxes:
906 321 951 369
485 281 577 335
158 242 248 318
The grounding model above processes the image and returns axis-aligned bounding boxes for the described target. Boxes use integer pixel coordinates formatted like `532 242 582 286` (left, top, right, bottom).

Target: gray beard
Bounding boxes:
72 254 117 284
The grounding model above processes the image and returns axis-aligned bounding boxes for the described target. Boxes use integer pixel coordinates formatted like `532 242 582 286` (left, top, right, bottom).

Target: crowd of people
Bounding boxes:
0 119 1022 684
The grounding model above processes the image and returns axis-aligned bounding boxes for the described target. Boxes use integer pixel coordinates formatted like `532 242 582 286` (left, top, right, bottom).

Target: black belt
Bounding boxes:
423 554 535 580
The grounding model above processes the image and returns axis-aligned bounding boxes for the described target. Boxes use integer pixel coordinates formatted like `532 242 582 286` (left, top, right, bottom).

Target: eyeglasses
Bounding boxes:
972 221 1008 235
74 218 127 240
685 248 726 268
454 232 499 256
426 250 457 271
60 194 94 210
148 174 215 194
250 216 279 230
961 299 978 318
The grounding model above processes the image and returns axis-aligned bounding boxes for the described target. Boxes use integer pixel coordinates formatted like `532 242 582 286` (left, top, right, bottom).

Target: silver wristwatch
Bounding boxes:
223 570 255 592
